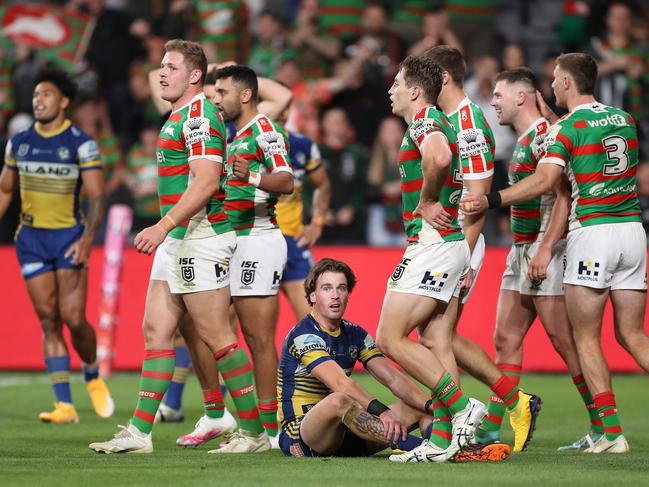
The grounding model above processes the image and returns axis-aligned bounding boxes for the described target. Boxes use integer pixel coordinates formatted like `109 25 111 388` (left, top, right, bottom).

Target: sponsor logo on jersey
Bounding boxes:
448 189 462 205
17 144 29 157
418 271 449 292
577 260 599 282
183 116 211 145
586 114 627 128
17 161 76 178
544 124 562 147
457 128 489 158
411 118 437 141
257 131 286 157
588 182 636 197
294 334 328 355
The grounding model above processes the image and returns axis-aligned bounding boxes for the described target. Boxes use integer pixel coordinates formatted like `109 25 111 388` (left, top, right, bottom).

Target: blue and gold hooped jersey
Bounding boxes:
4 120 102 229
276 132 322 237
277 313 383 439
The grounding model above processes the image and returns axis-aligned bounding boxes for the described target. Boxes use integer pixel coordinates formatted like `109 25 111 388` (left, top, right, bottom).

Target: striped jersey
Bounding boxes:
277 313 383 440
275 132 322 237
399 106 464 244
540 102 641 231
4 120 101 229
156 93 231 240
508 117 554 244
224 113 292 236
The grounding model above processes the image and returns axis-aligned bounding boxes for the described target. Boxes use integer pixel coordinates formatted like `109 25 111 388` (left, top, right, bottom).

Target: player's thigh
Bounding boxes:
230 232 287 298
142 279 185 347
610 289 648 340
563 284 608 338
23 271 59 325
235 295 279 343
299 394 352 454
494 289 536 347
418 297 457 349
55 268 89 325
183 286 236 349
534 295 572 341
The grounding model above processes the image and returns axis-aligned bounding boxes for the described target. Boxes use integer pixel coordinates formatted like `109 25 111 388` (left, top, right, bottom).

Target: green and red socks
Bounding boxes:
214 343 264 435
572 374 604 435
433 371 470 415
259 398 279 437
481 363 521 434
425 395 452 449
132 349 175 434
203 388 225 419
593 391 622 441
45 355 72 404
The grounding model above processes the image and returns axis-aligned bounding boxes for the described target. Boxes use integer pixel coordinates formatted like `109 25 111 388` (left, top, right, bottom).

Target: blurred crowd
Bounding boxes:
1 0 649 245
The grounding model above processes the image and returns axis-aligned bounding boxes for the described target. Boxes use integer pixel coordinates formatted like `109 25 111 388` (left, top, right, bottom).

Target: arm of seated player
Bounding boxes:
232 155 294 194
297 165 331 247
257 77 293 120
414 132 453 227
364 356 432 414
0 165 18 220
528 175 570 282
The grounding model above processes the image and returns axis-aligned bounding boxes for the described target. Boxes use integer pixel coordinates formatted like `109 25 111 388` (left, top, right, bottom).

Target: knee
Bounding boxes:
376 331 397 358
142 320 172 348
546 330 575 359
493 328 522 356
60 306 87 331
614 328 634 352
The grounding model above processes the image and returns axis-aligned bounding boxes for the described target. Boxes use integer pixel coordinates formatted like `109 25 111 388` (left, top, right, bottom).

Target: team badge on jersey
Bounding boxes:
183 116 211 145
457 128 489 158
17 144 29 157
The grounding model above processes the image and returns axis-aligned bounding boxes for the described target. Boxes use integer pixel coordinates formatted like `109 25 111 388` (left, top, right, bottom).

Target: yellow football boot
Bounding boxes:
39 402 79 424
87 378 115 418
508 392 542 452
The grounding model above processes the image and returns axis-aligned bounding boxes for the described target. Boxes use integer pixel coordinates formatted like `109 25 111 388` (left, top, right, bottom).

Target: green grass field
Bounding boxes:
1 372 648 486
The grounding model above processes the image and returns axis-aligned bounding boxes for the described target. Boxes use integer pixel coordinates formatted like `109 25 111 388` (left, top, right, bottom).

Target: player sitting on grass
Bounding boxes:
278 258 441 458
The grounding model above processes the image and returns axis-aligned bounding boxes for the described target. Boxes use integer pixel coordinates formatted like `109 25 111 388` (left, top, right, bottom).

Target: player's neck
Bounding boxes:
313 310 342 333
438 85 465 114
35 113 66 133
234 106 259 131
170 86 203 112
405 100 432 122
567 94 596 112
513 107 543 137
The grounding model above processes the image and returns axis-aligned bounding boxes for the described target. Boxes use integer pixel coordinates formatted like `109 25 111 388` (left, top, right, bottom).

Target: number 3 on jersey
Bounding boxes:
602 135 629 176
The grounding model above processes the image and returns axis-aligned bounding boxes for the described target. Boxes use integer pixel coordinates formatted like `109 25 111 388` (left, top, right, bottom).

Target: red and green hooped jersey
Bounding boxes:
508 117 554 245
540 102 641 231
448 97 495 181
195 0 247 63
224 114 292 236
399 106 464 244
156 93 231 240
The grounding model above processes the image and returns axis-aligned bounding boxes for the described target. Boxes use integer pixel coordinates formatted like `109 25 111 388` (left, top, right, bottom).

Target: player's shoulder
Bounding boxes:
9 124 35 146
67 123 95 144
254 114 285 135
341 319 370 337
288 316 329 351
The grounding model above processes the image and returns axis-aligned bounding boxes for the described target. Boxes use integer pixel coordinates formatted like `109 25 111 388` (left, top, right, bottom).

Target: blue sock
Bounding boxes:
45 356 72 404
424 423 433 439
219 384 228 397
83 363 99 382
392 433 424 451
164 346 191 410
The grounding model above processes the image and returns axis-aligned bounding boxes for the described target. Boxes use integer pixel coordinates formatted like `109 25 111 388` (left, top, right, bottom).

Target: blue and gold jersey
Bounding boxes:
276 132 322 237
277 313 383 440
4 120 102 229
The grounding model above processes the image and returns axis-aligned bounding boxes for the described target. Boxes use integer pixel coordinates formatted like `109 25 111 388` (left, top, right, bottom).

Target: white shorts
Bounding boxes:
564 222 647 290
454 233 485 304
150 232 236 294
387 238 470 303
230 230 288 296
501 239 566 296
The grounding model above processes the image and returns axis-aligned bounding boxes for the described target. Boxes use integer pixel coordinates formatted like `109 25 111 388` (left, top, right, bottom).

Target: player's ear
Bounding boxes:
60 95 70 111
189 68 202 85
240 87 252 104
309 291 316 305
441 70 451 86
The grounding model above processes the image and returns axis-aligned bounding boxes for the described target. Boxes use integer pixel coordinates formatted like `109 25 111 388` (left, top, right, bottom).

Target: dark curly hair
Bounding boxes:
304 258 357 306
34 66 77 101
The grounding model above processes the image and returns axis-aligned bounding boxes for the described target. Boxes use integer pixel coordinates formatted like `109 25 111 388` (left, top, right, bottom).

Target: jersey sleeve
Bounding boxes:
4 139 17 170
530 122 550 162
539 122 572 168
357 328 383 368
290 333 333 373
183 104 225 163
305 142 322 174
77 139 103 171
409 115 447 150
456 107 494 180
255 120 292 174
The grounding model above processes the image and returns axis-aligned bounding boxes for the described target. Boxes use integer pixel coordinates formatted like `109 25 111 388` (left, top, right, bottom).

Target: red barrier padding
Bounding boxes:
0 245 646 372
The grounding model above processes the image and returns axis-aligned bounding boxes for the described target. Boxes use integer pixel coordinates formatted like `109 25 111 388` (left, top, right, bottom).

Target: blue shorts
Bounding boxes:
283 235 313 282
279 427 371 457
15 225 84 279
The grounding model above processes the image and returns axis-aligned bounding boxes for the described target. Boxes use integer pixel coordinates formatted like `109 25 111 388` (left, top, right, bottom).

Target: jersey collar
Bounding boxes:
171 92 206 115
308 311 342 337
572 101 604 113
236 113 264 137
34 119 71 138
447 96 471 117
517 117 548 142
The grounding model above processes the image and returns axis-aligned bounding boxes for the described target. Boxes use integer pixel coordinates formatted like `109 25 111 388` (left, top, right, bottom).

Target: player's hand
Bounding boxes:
460 267 475 290
535 90 559 124
65 236 93 266
528 244 552 283
134 224 167 255
296 223 322 247
232 155 252 182
414 200 451 229
379 410 407 443
460 192 488 215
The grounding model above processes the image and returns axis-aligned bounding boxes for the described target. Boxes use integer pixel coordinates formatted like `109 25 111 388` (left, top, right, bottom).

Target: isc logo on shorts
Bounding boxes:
391 258 411 281
241 260 258 287
179 257 195 284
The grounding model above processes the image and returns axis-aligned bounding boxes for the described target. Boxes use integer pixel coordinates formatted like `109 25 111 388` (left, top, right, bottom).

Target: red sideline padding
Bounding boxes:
0 245 646 372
